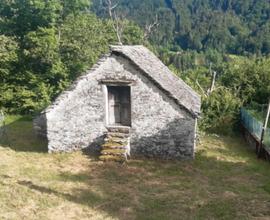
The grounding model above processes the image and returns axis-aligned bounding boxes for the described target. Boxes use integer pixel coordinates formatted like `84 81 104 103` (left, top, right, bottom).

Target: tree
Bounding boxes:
0 0 145 113
200 87 242 134
221 57 270 105
92 0 270 55
60 14 114 80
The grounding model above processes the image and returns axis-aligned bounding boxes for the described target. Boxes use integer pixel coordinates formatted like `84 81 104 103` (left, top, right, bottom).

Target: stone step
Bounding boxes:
102 145 127 150
101 149 127 155
100 128 130 162
99 155 126 162
104 137 128 144
106 127 130 134
106 132 130 139
102 142 127 148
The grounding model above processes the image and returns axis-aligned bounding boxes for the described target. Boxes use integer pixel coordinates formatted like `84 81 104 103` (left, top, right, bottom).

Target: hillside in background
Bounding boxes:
93 0 270 56
0 0 269 134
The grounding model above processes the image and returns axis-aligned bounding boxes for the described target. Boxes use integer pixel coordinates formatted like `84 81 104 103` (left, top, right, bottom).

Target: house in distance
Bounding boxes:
34 45 201 161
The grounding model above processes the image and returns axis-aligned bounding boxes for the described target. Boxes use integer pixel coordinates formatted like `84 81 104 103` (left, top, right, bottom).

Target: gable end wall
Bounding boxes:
41 55 197 159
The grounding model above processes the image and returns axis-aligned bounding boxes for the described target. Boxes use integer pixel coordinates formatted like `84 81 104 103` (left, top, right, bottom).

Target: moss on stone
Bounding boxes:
101 149 126 155
102 142 127 148
102 145 126 150
107 132 129 138
105 137 127 144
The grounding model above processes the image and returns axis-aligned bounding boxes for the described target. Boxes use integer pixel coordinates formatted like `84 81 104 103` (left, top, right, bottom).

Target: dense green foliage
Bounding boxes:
175 56 270 133
221 57 270 104
0 0 143 114
200 87 242 134
93 0 270 56
1 0 270 133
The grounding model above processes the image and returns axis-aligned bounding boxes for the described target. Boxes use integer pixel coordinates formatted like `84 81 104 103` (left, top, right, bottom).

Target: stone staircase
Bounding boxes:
99 127 130 162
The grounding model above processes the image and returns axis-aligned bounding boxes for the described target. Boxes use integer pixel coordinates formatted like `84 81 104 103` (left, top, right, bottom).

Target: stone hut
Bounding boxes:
34 45 201 160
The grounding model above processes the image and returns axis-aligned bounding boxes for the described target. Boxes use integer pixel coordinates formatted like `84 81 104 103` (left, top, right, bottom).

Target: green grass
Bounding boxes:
1 116 270 219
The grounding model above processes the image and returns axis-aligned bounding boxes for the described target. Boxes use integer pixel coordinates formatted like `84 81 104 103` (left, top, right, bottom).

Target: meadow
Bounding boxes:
0 116 270 220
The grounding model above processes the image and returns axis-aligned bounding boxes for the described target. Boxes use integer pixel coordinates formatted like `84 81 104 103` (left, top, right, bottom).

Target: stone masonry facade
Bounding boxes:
34 46 200 159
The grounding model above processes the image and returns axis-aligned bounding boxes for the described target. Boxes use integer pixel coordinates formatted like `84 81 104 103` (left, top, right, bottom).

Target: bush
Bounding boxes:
199 87 242 134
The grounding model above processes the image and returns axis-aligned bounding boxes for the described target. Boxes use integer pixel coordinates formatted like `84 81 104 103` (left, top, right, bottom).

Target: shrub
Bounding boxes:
199 87 242 134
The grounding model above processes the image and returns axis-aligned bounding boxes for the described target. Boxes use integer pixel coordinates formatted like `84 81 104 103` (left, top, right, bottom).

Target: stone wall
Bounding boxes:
33 113 47 139
36 54 197 159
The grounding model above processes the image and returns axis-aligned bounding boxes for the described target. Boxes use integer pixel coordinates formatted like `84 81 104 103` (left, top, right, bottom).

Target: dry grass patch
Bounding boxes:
1 116 270 219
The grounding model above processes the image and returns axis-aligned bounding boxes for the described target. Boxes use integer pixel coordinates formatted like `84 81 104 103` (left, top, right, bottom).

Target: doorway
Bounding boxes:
107 86 131 126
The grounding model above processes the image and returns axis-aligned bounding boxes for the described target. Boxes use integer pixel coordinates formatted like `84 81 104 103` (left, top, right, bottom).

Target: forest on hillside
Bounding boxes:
93 0 270 55
0 0 270 133
93 0 270 72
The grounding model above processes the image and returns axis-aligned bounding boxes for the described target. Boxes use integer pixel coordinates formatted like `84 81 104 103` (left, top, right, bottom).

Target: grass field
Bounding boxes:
1 116 270 220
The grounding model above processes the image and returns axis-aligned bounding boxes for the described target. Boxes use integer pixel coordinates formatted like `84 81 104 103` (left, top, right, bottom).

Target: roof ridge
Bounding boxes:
111 45 201 117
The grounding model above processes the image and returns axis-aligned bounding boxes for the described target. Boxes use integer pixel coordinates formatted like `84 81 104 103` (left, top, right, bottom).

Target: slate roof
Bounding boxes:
111 45 201 117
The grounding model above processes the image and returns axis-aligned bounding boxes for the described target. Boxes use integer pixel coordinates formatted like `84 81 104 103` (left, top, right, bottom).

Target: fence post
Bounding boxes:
258 99 270 158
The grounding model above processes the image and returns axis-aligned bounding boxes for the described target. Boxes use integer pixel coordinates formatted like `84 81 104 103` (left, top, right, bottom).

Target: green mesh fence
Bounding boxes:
241 108 263 139
241 108 270 149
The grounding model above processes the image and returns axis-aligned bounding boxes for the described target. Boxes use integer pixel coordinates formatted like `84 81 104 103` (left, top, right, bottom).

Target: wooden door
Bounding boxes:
120 87 131 126
107 86 131 126
108 87 121 125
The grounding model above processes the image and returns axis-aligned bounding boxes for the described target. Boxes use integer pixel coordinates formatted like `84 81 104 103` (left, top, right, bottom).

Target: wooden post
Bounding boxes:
258 99 270 158
207 63 217 95
209 71 217 93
